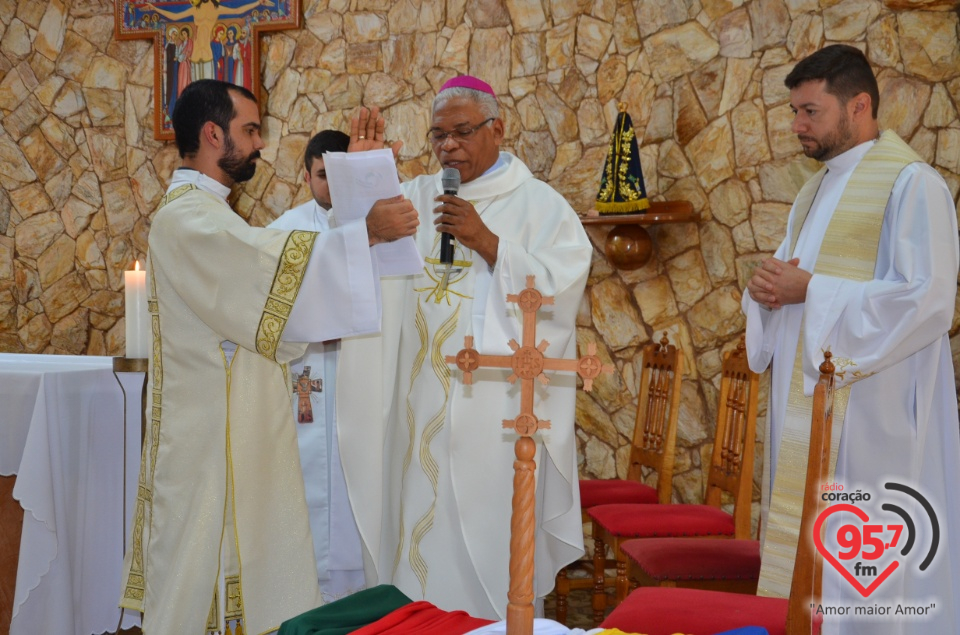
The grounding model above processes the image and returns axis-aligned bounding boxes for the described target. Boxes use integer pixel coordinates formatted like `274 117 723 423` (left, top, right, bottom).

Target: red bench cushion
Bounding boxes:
622 538 760 581
589 503 735 538
600 586 789 635
580 479 659 508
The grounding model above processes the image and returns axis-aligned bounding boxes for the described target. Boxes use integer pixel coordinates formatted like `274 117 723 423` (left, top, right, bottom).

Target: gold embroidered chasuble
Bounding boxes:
337 153 593 619
757 131 926 597
120 185 324 635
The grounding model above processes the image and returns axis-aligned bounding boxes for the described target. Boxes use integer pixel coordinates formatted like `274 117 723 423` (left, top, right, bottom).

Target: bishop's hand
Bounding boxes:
348 106 403 159
433 194 499 267
366 195 419 246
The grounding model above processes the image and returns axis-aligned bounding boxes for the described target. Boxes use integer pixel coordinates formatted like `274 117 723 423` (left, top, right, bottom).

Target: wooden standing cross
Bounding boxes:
445 275 613 635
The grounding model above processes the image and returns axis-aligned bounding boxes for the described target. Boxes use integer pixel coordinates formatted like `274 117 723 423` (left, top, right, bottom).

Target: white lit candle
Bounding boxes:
124 260 149 358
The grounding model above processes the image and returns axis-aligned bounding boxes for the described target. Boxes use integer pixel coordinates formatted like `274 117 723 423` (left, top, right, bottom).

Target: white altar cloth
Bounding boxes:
0 354 142 635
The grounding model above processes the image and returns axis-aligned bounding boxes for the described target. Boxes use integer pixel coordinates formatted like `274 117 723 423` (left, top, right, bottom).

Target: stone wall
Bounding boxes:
2 0 959 511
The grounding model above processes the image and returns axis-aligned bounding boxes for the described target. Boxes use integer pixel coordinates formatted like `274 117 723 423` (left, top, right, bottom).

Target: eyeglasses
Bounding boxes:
428 118 495 145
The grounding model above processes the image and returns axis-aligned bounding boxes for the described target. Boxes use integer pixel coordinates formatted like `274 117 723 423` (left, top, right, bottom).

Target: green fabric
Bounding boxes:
278 585 413 635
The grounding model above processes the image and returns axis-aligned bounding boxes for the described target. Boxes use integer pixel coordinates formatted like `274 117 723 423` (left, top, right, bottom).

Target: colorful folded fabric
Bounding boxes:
278 585 412 635
351 600 495 634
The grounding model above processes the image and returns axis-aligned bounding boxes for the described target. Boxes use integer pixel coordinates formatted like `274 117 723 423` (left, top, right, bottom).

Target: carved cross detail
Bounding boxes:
445 275 613 635
446 275 613 437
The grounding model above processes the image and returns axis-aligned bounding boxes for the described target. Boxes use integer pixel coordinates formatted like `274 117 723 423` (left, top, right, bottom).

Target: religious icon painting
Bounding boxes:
114 0 301 140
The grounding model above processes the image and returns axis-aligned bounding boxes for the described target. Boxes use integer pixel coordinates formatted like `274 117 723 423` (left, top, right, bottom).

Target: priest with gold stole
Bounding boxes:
119 80 418 635
743 46 960 634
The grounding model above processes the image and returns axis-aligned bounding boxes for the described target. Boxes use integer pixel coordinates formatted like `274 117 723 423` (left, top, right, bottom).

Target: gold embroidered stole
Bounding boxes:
257 229 317 361
757 131 922 598
121 183 195 609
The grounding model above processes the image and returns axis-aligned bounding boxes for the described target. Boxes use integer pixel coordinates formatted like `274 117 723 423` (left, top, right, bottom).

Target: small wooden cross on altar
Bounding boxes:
292 366 322 423
446 275 613 635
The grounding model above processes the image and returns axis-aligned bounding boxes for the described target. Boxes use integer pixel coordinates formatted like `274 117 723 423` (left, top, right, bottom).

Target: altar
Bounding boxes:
0 354 143 635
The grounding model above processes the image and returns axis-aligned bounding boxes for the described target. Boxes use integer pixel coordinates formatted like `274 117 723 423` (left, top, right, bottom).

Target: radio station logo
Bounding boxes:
814 482 940 598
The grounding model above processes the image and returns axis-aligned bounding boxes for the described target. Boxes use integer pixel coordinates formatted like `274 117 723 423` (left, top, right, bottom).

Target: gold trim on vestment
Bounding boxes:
121 188 189 608
407 302 461 595
160 183 199 207
423 309 460 488
257 230 317 361
830 356 875 383
393 299 430 577
225 575 243 620
207 585 220 631
224 351 247 627
408 503 435 595
758 131 923 598
416 234 474 304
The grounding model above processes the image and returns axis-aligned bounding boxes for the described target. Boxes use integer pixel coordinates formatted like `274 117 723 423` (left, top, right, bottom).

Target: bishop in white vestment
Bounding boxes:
743 47 960 634
338 77 592 619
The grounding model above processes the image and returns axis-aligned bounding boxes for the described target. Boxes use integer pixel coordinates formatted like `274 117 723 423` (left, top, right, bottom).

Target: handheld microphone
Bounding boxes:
439 167 461 265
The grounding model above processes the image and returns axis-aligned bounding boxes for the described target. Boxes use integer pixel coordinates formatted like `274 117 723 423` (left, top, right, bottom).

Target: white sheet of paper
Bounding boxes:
323 149 424 276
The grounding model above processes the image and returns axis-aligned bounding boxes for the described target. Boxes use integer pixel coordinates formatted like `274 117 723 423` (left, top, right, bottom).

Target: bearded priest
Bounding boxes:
119 80 418 635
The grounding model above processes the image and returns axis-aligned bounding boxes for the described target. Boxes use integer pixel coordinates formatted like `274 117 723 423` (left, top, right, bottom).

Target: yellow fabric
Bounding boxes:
757 131 923 598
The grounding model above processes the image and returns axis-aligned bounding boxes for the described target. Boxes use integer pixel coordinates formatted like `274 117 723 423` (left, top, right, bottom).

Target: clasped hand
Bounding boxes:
746 257 811 309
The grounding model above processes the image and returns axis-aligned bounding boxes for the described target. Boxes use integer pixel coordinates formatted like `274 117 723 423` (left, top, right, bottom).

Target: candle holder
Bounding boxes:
112 356 147 555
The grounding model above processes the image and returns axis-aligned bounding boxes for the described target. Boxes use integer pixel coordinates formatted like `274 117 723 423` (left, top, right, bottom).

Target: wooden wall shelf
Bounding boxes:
579 200 697 269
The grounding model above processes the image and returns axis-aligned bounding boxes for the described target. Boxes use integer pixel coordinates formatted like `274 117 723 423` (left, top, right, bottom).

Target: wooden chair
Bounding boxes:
598 353 836 635
620 338 763 596
587 336 759 623
554 332 683 624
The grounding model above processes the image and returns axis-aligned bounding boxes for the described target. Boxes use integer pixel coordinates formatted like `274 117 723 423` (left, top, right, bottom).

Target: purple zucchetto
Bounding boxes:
438 75 496 98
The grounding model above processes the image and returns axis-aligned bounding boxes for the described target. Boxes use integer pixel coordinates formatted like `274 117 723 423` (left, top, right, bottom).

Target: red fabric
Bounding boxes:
601 587 789 635
602 587 823 635
589 503 735 538
579 479 659 508
350 601 495 635
622 538 760 581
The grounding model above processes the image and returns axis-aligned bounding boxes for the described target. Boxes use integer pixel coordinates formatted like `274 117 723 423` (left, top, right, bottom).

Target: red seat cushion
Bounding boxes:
622 538 760 581
600 587 789 635
589 503 735 538
580 479 659 508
